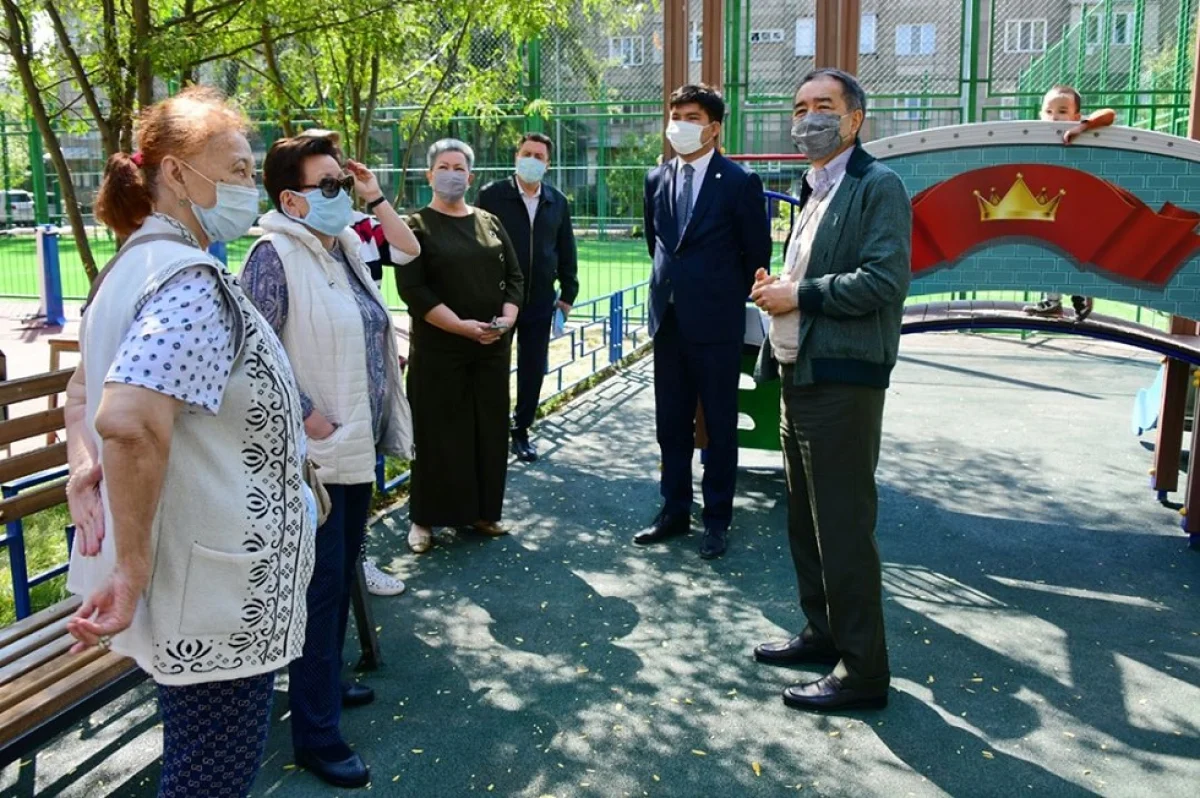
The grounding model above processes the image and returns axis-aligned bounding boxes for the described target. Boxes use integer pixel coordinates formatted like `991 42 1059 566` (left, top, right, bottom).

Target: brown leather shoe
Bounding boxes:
754 635 840 666
782 674 888 712
472 521 510 537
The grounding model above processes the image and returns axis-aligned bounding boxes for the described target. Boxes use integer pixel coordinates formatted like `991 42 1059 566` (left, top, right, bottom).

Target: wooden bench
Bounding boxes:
0 367 145 767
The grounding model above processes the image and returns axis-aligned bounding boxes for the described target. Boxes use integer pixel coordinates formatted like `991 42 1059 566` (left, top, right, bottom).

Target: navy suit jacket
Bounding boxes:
644 151 771 345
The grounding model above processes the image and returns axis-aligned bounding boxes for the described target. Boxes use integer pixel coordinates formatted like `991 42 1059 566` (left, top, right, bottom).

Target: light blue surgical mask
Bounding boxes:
516 157 547 184
180 160 260 242
285 187 353 236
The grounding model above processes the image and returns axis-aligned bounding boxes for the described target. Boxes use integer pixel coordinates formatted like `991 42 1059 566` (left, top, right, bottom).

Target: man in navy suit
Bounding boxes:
634 83 771 559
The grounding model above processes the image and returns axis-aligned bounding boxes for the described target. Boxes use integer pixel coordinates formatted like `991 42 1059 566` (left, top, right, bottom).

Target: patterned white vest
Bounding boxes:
67 216 316 685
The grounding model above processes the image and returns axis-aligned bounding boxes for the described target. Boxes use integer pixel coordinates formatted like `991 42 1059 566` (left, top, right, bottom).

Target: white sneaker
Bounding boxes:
362 560 406 596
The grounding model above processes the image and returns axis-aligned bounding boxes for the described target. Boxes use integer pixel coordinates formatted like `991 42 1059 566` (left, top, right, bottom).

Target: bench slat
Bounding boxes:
0 481 67 524
0 634 74 689
0 369 72 407
0 652 136 748
0 612 73 670
0 407 65 447
0 442 68 485
0 647 102 714
0 597 80 653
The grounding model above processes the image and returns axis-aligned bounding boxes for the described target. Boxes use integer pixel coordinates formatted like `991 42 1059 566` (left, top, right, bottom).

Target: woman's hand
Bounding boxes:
459 319 503 345
66 566 145 653
346 159 383 203
305 411 339 441
67 461 105 557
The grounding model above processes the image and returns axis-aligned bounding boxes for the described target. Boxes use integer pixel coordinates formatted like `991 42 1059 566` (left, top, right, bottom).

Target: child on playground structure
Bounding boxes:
1023 85 1116 322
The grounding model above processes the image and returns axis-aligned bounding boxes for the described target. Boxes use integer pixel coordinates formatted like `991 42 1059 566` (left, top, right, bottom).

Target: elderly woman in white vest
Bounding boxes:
62 87 315 798
240 131 415 789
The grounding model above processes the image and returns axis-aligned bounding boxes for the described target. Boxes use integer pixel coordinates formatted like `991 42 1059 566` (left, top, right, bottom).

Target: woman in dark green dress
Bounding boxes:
396 139 524 553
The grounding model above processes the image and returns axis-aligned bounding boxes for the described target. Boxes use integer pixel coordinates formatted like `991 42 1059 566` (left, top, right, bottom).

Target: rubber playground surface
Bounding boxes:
3 332 1198 797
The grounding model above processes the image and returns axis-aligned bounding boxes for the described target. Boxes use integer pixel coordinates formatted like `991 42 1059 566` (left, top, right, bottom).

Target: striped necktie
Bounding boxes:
677 164 695 232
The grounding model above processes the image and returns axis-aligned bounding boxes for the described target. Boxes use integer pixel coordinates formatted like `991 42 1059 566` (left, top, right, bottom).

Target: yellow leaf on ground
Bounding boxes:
982 751 995 759
411 749 424 754
691 749 707 756
752 762 762 777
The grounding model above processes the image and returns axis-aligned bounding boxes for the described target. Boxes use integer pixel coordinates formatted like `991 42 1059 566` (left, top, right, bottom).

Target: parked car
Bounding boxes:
0 190 35 224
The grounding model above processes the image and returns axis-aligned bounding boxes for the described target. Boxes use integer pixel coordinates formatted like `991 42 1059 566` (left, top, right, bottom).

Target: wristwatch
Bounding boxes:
366 195 388 212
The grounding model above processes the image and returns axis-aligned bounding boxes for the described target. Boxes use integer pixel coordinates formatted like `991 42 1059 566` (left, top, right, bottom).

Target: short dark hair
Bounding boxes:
669 83 726 124
518 132 553 156
263 133 343 211
796 68 868 113
1047 84 1082 114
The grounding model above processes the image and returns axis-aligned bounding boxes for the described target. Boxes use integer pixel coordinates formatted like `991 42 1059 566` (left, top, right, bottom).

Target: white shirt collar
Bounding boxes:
805 146 854 198
515 176 542 199
676 147 716 178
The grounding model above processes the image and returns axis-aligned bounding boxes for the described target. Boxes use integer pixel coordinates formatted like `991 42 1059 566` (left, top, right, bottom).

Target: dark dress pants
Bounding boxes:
653 306 742 530
780 369 890 690
289 482 373 749
513 307 553 434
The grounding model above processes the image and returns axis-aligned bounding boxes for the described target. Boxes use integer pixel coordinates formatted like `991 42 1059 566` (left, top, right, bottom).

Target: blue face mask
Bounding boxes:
516 157 547 184
286 187 353 236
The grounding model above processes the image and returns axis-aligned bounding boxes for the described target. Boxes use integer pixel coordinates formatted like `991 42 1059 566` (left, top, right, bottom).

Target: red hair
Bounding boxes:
94 86 249 237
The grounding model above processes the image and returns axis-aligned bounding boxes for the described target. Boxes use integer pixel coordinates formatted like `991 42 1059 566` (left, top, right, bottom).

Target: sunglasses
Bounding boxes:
295 174 354 199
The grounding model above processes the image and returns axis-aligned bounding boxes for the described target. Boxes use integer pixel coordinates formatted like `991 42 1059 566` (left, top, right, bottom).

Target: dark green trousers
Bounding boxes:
779 368 890 690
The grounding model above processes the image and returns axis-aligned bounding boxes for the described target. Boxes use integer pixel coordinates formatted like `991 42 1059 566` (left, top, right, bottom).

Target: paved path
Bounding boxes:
3 333 1199 797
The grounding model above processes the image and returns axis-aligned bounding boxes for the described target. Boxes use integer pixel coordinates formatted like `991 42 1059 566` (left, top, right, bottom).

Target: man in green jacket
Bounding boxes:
750 68 912 712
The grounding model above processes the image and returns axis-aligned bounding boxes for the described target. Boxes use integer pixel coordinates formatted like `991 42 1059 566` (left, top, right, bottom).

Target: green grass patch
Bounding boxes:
0 504 72 627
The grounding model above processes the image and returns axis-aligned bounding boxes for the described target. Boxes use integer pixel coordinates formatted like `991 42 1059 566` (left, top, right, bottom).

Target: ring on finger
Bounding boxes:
98 634 112 650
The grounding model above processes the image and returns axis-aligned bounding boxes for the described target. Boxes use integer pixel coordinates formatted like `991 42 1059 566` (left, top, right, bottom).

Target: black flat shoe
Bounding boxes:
342 682 375 708
754 635 840 666
295 746 371 788
511 434 538 463
633 510 690 545
699 527 727 559
782 674 889 712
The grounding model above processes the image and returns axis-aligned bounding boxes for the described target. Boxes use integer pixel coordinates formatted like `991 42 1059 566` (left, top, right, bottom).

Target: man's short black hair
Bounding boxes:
518 132 553 156
1047 84 1083 114
263 132 343 211
669 83 726 124
795 68 868 113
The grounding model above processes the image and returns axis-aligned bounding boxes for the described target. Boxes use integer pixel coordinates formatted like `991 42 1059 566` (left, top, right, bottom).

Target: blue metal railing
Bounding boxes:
2 468 74 620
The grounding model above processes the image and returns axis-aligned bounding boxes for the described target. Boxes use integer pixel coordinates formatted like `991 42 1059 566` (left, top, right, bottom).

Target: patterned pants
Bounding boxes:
157 672 275 798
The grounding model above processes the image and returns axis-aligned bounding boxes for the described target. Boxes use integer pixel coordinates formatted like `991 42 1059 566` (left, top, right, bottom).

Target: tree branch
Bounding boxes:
43 0 113 148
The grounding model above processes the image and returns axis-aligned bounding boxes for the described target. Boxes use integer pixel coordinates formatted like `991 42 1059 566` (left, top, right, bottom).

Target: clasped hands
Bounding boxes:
750 268 798 316
460 316 514 345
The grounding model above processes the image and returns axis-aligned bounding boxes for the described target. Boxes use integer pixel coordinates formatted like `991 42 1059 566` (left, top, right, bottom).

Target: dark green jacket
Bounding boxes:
755 144 912 388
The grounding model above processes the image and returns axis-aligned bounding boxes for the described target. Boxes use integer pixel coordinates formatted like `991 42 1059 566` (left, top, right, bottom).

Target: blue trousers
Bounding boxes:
157 673 275 797
288 482 373 750
653 307 742 530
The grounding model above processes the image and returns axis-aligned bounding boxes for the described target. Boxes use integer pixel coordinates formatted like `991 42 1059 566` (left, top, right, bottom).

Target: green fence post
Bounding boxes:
1076 6 1087 88
966 0 982 123
1 113 9 222
597 116 608 242
390 121 401 203
525 37 544 134
1099 0 1113 95
1127 0 1145 125
26 110 47 225
1169 0 1191 134
724 0 743 153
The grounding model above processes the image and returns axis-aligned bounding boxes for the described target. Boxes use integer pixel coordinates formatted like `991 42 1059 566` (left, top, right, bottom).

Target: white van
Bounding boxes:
0 190 35 224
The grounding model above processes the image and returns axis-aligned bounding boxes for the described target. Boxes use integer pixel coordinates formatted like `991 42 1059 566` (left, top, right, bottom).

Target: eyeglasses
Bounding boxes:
295 174 354 199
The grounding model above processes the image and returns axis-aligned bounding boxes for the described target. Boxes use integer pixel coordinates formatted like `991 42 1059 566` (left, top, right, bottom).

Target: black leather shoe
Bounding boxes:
511 432 538 463
295 747 371 788
633 510 690 545
754 635 840 666
782 674 888 712
342 682 375 708
699 527 727 559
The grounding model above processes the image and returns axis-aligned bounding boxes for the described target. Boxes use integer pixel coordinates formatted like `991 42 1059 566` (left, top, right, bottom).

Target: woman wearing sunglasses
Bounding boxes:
240 131 415 789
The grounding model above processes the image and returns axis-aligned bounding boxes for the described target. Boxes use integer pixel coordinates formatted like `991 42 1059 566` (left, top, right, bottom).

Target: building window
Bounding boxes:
750 29 785 44
1085 14 1102 47
860 14 877 54
1004 19 1047 53
1112 11 1135 45
795 17 815 57
895 24 936 56
899 97 923 122
690 21 702 62
608 36 644 67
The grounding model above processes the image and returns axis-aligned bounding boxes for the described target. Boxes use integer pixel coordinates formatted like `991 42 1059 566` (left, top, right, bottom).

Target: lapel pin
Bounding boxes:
715 172 722 179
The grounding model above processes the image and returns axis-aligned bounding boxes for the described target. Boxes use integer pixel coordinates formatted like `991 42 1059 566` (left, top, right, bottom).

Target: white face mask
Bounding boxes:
665 120 711 156
180 160 260 242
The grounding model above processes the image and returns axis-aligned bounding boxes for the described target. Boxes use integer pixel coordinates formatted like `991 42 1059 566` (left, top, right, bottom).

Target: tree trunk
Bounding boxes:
261 22 295 138
132 0 153 107
357 48 381 164
1 0 97 282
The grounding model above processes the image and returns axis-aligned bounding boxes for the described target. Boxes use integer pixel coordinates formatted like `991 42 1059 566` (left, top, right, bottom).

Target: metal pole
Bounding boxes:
838 0 861 75
724 0 743 153
1170 0 1192 134
702 0 724 90
526 37 544 133
965 0 982 123
26 110 47 225
663 0 690 160
1099 0 1113 95
1127 0 1145 125
1 113 9 222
